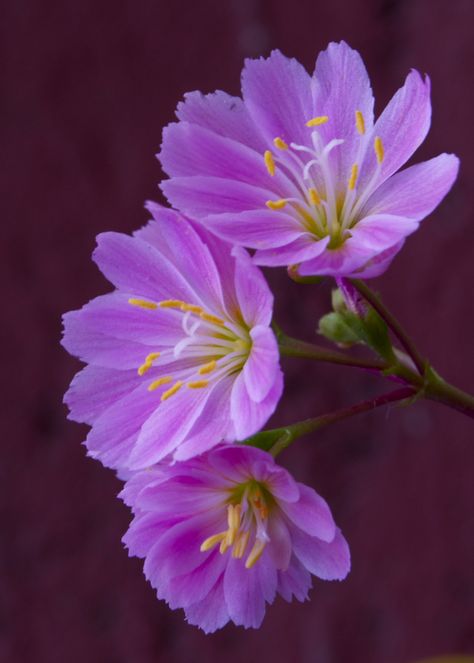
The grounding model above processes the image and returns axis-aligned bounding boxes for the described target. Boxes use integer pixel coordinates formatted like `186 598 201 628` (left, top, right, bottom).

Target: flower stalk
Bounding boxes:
244 387 417 455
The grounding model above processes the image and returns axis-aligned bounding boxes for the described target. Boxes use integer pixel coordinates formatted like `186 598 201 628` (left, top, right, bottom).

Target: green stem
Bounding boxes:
423 366 474 419
278 334 474 419
278 334 386 372
350 279 426 375
244 387 417 455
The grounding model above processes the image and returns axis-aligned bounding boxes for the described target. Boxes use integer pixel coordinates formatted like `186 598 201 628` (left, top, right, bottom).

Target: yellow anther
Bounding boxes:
265 199 287 211
200 312 225 326
158 299 185 308
128 298 157 310
348 163 359 191
228 504 241 531
306 115 329 127
200 532 226 552
220 537 232 554
308 187 321 206
355 110 365 135
245 539 266 569
180 303 203 314
138 362 152 376
198 360 217 375
148 376 173 391
187 380 209 389
161 380 183 401
273 137 288 150
138 354 160 376
232 530 250 559
374 136 384 164
264 150 276 176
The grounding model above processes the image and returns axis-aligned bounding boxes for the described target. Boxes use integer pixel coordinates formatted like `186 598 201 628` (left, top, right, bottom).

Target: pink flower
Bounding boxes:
62 204 282 470
121 445 350 632
159 41 459 278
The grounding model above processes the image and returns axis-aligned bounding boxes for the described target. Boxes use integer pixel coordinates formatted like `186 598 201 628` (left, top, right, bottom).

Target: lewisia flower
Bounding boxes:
159 41 459 278
62 204 282 470
121 445 350 632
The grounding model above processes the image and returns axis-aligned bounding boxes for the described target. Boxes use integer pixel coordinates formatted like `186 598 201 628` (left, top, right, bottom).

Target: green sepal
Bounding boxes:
319 290 395 360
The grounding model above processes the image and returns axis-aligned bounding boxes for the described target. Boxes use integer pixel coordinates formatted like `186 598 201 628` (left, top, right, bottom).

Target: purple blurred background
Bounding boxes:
2 1 474 661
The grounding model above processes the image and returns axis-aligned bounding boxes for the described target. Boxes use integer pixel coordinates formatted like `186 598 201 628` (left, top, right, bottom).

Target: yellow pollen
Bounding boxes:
138 362 152 376
232 530 250 559
348 163 359 190
187 380 209 389
264 150 276 176
306 115 329 127
146 352 161 362
159 299 186 309
200 532 226 552
198 360 217 375
128 298 157 310
161 380 183 401
180 303 203 314
148 376 173 391
355 110 365 135
219 538 230 554
265 199 287 210
200 312 225 326
308 187 321 206
245 539 266 569
273 137 288 150
374 136 384 164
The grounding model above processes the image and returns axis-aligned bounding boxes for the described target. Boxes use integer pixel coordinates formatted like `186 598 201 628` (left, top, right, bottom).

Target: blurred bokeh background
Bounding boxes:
2 0 474 661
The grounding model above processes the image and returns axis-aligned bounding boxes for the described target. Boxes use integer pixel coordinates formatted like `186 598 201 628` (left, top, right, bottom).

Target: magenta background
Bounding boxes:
2 1 474 662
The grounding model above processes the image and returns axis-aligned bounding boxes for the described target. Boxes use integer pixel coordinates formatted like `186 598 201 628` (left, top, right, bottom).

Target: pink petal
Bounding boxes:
233 248 274 327
160 175 275 216
93 232 198 304
277 556 312 603
359 70 431 188
312 41 374 180
203 209 303 250
176 89 266 152
242 50 314 147
230 368 283 440
291 528 351 581
280 484 336 543
243 325 279 402
365 153 460 221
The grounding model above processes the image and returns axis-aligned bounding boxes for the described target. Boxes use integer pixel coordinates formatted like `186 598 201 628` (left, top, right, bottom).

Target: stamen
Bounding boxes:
305 115 329 127
232 530 250 559
265 199 287 210
198 360 217 375
200 532 226 552
374 136 384 164
180 303 203 314
264 150 276 176
273 137 288 150
128 298 157 310
355 110 365 135
308 187 321 206
148 376 173 391
220 538 230 554
200 312 225 326
161 380 183 401
225 504 241 546
245 539 266 569
138 353 161 376
348 163 359 191
187 380 209 389
159 299 185 309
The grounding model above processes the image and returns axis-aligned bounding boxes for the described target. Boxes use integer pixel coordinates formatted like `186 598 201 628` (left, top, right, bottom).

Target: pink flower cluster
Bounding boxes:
62 42 458 631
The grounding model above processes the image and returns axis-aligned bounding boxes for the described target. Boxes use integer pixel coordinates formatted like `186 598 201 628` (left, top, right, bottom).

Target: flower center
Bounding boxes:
262 111 385 249
128 298 251 400
200 481 273 569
